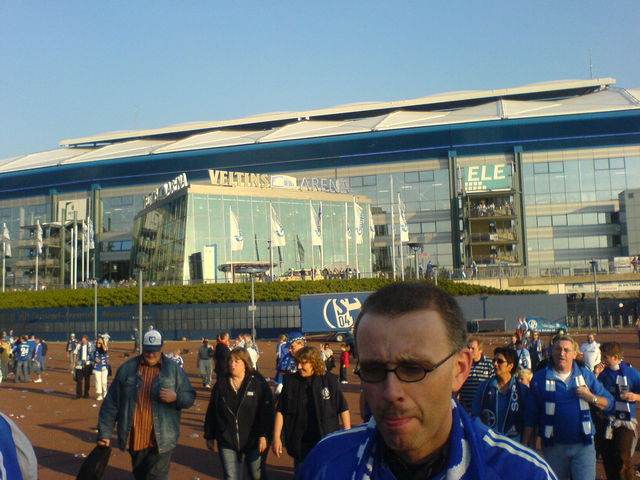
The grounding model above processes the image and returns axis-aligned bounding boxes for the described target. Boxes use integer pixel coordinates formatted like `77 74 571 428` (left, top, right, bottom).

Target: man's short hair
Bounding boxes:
553 335 578 352
355 281 467 352
600 341 623 358
467 337 484 350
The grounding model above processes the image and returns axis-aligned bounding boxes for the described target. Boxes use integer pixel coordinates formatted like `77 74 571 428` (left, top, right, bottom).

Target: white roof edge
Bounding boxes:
59 77 616 147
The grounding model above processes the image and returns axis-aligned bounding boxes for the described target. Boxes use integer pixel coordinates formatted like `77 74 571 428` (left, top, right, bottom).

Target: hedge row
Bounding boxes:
0 279 545 310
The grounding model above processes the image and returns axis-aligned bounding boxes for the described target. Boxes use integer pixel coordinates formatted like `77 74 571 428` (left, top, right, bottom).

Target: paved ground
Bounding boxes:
2 328 639 479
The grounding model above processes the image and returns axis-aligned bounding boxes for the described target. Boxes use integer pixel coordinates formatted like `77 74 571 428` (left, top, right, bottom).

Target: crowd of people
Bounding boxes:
0 330 48 385
3 281 640 479
460 318 640 480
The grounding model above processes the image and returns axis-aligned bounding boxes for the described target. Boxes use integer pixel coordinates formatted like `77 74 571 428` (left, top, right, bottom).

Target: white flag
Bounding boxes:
398 195 409 243
354 202 364 245
2 223 11 258
310 203 323 247
87 218 95 250
270 204 286 247
368 206 376 241
36 219 43 255
230 209 244 251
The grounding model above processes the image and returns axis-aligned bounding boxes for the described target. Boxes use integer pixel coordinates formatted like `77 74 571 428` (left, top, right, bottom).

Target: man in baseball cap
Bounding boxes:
142 330 163 351
98 329 195 479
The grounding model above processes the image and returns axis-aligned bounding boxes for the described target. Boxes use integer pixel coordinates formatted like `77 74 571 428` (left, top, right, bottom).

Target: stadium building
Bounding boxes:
1 77 639 289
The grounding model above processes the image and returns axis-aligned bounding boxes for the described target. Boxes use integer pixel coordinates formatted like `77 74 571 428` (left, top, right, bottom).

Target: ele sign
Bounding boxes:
464 164 511 192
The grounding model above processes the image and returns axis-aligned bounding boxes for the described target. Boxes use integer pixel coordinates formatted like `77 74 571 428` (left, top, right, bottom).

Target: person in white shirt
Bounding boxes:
579 333 601 372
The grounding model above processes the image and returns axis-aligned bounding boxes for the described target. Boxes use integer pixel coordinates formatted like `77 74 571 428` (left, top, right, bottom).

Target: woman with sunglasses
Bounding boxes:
471 346 529 442
91 336 109 401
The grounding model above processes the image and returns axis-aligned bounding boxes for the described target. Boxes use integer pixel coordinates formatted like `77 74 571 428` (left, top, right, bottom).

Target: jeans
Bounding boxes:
129 446 172 480
16 360 29 382
542 442 596 480
219 446 262 480
199 360 212 386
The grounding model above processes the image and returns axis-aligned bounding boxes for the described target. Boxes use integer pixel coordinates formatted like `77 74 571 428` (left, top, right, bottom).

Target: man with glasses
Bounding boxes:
523 335 613 480
298 281 556 480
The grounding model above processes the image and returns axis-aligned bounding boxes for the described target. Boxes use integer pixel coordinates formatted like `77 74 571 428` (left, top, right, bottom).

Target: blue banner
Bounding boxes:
300 292 371 332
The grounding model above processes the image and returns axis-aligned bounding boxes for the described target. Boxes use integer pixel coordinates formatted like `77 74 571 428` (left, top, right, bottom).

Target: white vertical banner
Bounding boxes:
368 206 376 242
36 219 43 255
270 204 286 247
230 209 244 251
398 194 409 243
398 194 408 280
310 203 323 247
2 223 11 258
354 202 364 246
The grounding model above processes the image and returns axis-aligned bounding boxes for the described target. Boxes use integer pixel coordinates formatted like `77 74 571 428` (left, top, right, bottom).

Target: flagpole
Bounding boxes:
229 207 234 284
269 204 274 281
35 251 39 291
73 211 78 289
390 176 396 279
2 241 5 293
398 195 405 281
81 220 86 283
309 200 315 279
369 206 374 279
320 202 324 273
344 203 349 271
354 198 360 278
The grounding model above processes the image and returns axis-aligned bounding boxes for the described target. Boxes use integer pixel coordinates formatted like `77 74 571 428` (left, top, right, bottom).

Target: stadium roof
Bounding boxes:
2 77 639 175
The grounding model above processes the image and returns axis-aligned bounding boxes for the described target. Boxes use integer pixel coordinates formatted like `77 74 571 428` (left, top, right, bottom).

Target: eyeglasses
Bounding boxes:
354 351 456 383
492 358 506 364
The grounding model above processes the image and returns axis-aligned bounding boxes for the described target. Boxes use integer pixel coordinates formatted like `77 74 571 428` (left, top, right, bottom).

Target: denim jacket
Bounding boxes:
98 355 195 453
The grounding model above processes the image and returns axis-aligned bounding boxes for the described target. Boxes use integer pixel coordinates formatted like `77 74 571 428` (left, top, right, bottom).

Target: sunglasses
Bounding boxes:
492 358 507 364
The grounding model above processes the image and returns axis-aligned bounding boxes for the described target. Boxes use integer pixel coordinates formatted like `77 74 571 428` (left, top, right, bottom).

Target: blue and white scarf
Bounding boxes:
352 399 481 480
542 368 592 444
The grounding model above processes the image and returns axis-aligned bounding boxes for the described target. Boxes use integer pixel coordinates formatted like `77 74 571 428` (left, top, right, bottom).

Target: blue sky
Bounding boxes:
1 1 638 159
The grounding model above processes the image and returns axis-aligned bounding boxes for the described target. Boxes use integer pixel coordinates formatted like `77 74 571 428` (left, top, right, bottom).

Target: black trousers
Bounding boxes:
75 364 92 398
129 447 172 480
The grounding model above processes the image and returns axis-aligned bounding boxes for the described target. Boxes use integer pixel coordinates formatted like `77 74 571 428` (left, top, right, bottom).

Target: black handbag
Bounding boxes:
76 444 111 480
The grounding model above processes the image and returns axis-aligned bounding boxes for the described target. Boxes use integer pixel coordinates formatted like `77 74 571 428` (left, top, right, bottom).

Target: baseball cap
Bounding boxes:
143 330 163 352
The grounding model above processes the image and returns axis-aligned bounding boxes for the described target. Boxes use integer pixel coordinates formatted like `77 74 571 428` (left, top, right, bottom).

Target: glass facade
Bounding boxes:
132 186 373 284
522 147 640 274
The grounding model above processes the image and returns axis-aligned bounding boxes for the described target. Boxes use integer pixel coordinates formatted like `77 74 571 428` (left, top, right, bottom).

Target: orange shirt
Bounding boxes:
128 357 161 451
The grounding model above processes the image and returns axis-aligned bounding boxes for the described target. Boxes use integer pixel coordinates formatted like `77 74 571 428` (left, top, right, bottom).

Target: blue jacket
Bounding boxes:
98 355 195 453
524 363 614 445
299 399 557 480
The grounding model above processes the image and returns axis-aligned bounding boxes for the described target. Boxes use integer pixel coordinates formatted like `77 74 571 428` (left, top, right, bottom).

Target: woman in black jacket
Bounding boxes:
272 345 351 470
204 347 274 480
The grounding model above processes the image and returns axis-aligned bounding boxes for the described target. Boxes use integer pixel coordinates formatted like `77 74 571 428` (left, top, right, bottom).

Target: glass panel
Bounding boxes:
537 216 552 227
594 158 609 170
552 215 567 226
533 163 549 174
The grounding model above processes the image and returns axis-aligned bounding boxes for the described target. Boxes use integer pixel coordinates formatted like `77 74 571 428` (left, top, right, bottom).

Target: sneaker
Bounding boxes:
341 381 348 384
33 378 43 383
97 395 103 401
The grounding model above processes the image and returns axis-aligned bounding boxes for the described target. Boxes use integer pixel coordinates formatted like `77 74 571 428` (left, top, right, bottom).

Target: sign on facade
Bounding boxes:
464 164 511 192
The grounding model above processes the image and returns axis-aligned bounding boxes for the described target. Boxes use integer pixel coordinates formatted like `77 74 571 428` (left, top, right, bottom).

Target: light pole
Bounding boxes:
236 266 269 342
590 259 600 333
407 242 424 280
